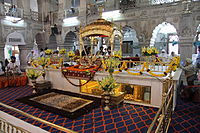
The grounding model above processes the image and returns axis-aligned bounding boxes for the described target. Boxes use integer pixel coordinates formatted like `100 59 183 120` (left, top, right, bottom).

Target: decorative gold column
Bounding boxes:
120 40 123 52
79 35 83 57
110 38 114 54
134 86 144 102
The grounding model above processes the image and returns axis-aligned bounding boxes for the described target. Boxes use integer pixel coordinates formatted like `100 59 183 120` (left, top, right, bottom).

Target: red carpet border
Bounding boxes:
0 86 199 133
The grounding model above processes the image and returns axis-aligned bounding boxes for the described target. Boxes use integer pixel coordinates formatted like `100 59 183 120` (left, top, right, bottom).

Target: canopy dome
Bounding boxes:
80 18 115 37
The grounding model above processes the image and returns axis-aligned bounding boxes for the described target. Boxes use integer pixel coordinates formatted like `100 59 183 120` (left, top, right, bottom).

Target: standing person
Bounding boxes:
26 50 34 65
180 58 197 86
39 48 45 57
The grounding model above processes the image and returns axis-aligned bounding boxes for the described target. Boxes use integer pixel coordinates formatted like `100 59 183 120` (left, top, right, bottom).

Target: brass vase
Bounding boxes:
31 80 36 93
42 69 46 80
104 91 110 110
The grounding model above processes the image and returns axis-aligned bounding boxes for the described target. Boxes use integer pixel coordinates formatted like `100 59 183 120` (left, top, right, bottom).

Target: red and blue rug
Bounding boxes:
0 86 199 133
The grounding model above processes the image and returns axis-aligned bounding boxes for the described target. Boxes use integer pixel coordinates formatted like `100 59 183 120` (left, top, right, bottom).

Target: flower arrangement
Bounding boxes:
98 75 118 92
59 49 66 55
113 50 122 58
26 69 41 80
68 51 75 57
142 47 159 56
37 57 50 69
105 57 121 74
45 49 53 55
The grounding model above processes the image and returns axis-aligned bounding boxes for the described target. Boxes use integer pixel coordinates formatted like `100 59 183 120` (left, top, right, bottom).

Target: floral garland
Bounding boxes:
102 59 179 77
49 58 63 69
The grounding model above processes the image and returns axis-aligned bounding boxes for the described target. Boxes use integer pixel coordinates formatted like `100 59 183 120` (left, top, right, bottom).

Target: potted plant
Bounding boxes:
104 57 121 75
98 75 119 110
26 69 41 92
37 57 50 80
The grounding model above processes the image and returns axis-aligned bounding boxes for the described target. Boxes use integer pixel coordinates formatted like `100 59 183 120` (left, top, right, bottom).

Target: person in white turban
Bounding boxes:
158 49 168 62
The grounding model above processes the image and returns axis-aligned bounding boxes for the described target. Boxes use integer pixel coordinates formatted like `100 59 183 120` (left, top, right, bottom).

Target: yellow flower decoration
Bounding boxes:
68 51 75 57
142 46 159 56
59 49 66 55
26 69 41 80
37 57 50 68
113 50 122 58
45 49 53 55
98 75 119 92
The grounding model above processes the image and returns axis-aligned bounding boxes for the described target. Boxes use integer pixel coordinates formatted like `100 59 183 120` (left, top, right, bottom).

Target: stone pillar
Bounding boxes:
18 45 32 70
22 0 31 19
0 43 5 62
178 13 194 61
19 22 34 70
79 0 87 24
0 23 4 61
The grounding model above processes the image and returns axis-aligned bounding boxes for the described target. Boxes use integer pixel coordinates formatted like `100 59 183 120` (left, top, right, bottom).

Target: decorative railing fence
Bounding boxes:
0 117 30 133
147 78 174 132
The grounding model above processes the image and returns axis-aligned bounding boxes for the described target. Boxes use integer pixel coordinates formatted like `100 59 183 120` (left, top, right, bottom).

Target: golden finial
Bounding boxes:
98 5 103 18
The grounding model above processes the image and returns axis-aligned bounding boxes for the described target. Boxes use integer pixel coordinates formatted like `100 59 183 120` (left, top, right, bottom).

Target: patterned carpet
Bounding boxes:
0 86 199 133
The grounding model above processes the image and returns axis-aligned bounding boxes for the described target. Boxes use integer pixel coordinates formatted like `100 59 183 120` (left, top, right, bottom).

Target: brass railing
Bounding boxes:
0 102 76 133
0 117 30 133
147 78 174 133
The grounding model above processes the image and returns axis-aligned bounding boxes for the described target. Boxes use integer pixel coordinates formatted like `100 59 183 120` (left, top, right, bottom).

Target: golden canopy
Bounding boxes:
79 18 123 57
80 18 114 37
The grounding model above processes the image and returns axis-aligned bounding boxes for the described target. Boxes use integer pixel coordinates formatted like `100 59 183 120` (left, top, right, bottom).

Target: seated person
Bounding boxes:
7 56 21 74
180 58 197 86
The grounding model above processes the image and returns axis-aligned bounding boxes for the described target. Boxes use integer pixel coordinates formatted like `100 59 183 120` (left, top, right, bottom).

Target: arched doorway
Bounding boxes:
4 31 25 65
150 22 179 55
122 26 139 56
64 31 77 51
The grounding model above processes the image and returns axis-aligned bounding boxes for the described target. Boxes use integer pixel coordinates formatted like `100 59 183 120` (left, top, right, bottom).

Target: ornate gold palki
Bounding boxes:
79 18 123 56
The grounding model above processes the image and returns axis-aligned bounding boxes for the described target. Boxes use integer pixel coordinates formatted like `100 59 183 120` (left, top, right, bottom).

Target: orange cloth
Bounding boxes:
0 73 27 88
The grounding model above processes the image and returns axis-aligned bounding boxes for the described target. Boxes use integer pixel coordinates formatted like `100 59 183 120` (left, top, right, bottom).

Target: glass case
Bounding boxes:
80 80 151 104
